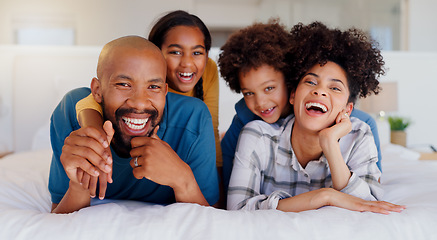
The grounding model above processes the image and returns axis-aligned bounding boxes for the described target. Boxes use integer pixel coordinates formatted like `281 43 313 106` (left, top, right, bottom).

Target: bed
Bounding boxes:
0 144 436 240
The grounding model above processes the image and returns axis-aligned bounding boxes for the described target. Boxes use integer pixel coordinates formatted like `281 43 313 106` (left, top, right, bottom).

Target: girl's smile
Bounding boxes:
161 26 208 93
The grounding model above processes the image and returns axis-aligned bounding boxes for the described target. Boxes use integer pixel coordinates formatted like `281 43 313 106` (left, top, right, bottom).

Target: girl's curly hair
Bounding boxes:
287 22 384 103
218 20 293 93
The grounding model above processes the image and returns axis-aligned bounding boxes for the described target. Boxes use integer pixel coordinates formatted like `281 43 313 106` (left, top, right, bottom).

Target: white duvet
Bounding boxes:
1 145 436 240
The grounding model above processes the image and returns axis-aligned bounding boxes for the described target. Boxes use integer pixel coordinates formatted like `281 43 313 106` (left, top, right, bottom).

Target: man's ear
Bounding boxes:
91 77 103 104
346 102 354 115
164 83 168 95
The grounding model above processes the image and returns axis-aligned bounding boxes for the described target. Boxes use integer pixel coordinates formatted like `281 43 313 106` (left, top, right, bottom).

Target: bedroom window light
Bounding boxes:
15 27 75 46
12 14 76 46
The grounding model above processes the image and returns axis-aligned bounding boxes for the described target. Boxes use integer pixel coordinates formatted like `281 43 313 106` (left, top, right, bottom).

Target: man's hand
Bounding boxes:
129 127 191 187
129 127 209 206
60 121 114 199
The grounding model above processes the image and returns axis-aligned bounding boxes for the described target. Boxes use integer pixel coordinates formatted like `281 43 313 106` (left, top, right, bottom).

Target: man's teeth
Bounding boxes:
305 102 327 112
122 117 148 130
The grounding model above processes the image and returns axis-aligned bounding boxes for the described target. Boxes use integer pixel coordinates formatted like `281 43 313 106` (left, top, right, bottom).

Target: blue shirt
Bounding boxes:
221 98 382 194
49 88 219 206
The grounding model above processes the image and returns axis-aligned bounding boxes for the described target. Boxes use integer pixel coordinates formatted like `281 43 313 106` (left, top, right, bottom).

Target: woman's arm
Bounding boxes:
319 109 353 190
277 188 405 214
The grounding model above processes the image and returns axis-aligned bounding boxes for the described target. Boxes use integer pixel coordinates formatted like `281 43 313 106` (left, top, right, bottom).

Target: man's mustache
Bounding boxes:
115 107 158 118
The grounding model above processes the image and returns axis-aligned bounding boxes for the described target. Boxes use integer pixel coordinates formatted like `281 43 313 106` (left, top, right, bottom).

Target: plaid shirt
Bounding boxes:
227 114 382 210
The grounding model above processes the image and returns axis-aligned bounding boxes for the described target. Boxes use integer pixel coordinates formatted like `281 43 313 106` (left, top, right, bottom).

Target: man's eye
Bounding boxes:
169 51 181 55
116 83 130 87
243 92 253 97
265 86 274 92
331 87 341 91
149 85 161 89
193 51 204 56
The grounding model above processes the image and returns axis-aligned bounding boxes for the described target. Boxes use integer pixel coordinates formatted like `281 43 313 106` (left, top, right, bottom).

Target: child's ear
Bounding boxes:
91 77 103 104
346 102 354 115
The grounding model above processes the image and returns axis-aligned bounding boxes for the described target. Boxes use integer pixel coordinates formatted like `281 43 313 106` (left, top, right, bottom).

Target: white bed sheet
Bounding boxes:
1 145 436 240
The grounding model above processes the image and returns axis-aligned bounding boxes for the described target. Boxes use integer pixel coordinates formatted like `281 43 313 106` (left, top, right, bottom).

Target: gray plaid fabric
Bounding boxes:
227 115 382 210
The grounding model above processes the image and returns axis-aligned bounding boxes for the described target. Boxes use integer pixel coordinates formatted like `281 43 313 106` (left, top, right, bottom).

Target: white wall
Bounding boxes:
379 51 437 149
0 0 435 51
0 46 100 152
408 0 437 51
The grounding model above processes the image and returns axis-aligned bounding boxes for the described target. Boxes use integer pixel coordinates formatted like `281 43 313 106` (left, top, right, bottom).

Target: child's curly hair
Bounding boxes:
218 20 293 93
287 22 384 103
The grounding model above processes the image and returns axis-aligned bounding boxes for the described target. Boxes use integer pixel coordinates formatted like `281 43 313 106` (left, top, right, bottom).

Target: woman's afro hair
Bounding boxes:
287 22 384 103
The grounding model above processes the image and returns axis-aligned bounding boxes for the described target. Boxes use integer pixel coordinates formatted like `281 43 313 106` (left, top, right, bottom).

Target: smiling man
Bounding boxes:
48 36 219 213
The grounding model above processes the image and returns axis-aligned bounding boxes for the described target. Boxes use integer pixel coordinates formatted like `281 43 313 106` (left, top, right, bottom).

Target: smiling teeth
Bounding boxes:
261 107 274 113
305 102 327 112
180 72 193 77
122 117 148 130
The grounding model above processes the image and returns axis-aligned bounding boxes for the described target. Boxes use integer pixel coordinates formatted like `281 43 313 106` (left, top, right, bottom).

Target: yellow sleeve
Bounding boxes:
75 93 103 121
202 58 223 167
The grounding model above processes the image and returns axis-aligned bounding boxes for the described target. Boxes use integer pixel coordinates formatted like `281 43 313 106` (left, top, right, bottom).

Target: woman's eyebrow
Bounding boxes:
331 78 346 87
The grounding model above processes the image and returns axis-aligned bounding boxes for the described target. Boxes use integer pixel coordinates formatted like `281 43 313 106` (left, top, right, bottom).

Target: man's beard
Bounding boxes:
101 99 159 158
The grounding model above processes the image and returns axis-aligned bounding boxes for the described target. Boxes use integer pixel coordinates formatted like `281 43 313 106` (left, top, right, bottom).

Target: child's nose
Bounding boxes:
180 54 194 67
255 95 266 108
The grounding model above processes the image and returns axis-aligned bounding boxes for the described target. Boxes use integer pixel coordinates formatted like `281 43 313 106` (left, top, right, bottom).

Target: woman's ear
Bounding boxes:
346 102 354 115
90 77 103 103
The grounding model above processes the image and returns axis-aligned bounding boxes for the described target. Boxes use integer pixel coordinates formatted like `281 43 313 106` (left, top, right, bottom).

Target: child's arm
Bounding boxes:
76 94 110 150
74 94 113 199
319 109 352 190
51 181 91 214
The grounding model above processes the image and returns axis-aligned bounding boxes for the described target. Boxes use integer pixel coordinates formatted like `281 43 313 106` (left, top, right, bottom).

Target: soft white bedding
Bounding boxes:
1 145 436 240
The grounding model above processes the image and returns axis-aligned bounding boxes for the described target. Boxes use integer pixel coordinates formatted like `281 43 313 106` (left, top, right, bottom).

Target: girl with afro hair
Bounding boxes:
227 21 405 214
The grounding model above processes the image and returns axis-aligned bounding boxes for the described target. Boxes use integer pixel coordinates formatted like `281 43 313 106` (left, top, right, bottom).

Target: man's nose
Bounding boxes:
127 89 152 109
